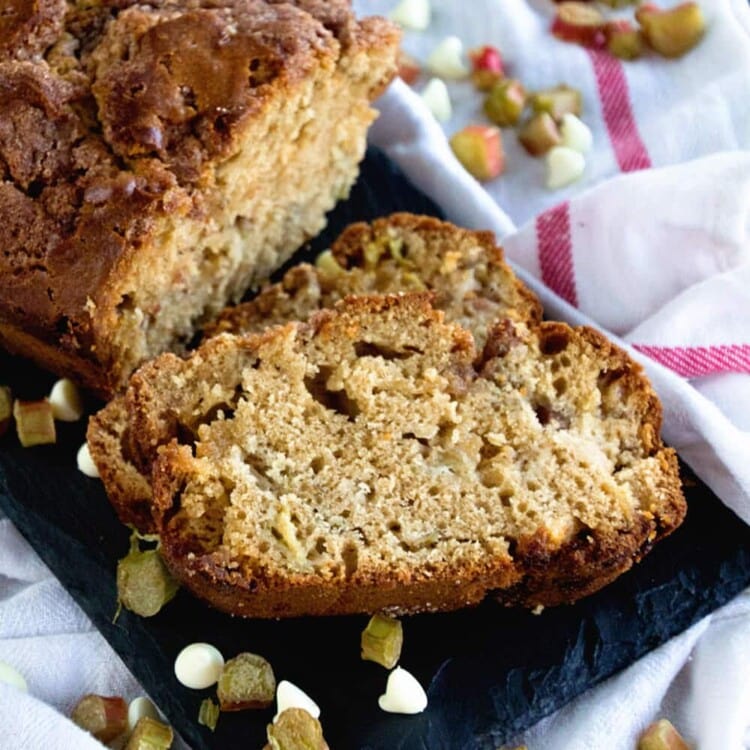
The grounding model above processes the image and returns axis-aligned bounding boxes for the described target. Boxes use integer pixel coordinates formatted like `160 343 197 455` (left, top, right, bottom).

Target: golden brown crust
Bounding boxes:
86 397 154 532
0 1 397 396
501 448 684 608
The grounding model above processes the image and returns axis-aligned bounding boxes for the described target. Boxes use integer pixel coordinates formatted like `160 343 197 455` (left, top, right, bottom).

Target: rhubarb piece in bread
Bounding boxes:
0 0 398 397
127 294 683 617
88 214 542 531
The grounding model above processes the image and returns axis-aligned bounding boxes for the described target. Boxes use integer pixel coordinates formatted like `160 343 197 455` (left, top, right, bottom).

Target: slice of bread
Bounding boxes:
88 214 542 531
129 294 683 617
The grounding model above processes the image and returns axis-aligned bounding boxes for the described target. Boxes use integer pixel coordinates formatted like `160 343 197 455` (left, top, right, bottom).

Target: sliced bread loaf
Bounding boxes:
129 293 683 617
88 214 542 531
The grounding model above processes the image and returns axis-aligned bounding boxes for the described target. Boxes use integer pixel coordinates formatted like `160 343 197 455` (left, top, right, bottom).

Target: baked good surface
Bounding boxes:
118 293 684 618
0 0 398 396
88 213 543 531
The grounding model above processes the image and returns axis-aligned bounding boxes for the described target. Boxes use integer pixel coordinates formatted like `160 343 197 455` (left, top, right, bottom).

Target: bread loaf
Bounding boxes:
0 0 398 396
89 214 542 531
135 294 684 617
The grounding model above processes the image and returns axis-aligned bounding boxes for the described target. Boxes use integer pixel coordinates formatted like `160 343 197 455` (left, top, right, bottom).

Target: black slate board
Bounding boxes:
2 148 750 750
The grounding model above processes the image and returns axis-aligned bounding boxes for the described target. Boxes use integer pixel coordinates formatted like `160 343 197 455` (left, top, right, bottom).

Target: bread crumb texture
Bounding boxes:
0 0 398 395
136 293 683 617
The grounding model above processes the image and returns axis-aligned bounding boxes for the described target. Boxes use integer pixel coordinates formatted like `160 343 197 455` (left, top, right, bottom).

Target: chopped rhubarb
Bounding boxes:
638 719 690 750
449 125 505 182
518 112 562 156
530 85 582 121
637 2 706 58
71 695 128 743
552 2 607 48
483 79 526 127
606 20 645 60
469 45 505 91
13 399 56 447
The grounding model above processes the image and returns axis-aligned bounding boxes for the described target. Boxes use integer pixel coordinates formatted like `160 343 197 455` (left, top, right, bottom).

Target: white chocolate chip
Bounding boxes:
389 0 430 31
546 146 586 190
174 643 224 689
127 696 159 732
420 78 452 122
378 666 428 714
274 680 320 722
559 113 593 154
48 378 84 422
0 661 27 692
77 442 100 478
426 36 469 80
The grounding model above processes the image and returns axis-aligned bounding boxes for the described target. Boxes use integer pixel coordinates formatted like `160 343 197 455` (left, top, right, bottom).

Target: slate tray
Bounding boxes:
1 148 750 750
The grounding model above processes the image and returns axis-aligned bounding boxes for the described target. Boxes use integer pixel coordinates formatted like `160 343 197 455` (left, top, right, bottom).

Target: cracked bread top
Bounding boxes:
0 0 396 391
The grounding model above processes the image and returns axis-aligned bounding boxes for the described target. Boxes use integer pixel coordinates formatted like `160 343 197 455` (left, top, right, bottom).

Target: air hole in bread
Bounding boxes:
553 376 568 396
353 341 416 360
303 367 359 420
539 329 570 355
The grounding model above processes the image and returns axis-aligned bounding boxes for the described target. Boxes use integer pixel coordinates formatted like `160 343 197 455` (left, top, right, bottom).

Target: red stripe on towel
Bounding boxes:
536 202 578 307
633 344 750 378
587 49 651 173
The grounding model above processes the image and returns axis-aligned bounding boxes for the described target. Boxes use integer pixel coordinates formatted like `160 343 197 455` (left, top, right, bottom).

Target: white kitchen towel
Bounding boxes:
2 0 750 748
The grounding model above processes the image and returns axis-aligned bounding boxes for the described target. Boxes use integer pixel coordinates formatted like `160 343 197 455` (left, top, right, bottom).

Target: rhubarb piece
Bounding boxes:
397 49 421 85
198 698 220 732
637 2 706 59
71 694 128 743
607 20 646 60
518 112 562 156
217 653 276 711
361 614 404 669
638 719 690 750
546 146 586 189
559 113 593 153
427 36 469 79
484 79 527 127
420 78 452 122
274 681 320 722
13 399 56 447
469 45 505 91
389 0 431 31
449 125 505 181
0 387 11 438
125 717 173 750
49 378 84 422
117 533 179 618
530 85 582 121
552 2 606 48
314 250 344 277
173 643 224 689
266 708 329 750
377 666 428 715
